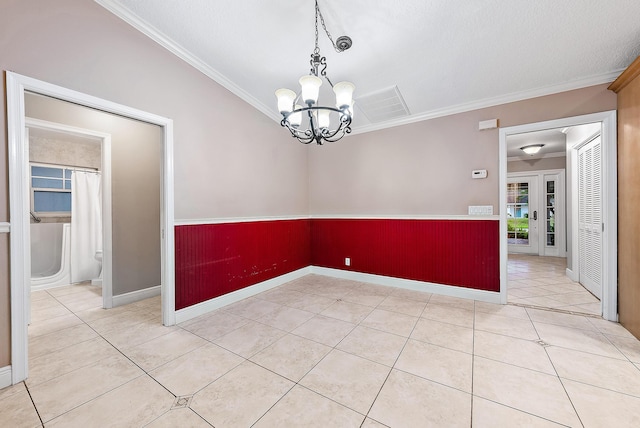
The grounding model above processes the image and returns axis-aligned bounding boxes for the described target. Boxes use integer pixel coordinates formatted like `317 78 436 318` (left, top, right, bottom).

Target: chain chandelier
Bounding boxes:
275 0 355 145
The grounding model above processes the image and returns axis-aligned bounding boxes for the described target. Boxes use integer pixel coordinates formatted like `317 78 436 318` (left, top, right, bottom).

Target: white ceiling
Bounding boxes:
506 128 567 159
96 0 640 133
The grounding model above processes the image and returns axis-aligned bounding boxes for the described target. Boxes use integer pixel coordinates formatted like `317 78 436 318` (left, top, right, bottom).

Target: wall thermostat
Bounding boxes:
472 169 487 179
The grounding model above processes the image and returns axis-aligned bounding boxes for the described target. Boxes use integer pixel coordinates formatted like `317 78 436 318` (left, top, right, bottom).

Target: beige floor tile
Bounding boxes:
256 304 316 331
222 297 283 320
101 320 177 349
250 334 331 382
474 301 530 319
369 369 471 427
291 314 356 347
509 287 556 299
569 302 601 315
547 346 640 397
150 342 243 396
47 375 173 427
472 396 565 427
606 334 640 363
30 353 143 422
300 349 390 414
191 361 293 427
87 309 157 334
30 304 72 323
28 323 98 359
563 379 640 428
254 385 364 427
517 296 565 309
307 284 353 299
31 296 62 311
0 387 41 428
124 329 209 371
360 309 418 337
0 382 26 401
421 304 474 328
27 312 83 338
474 330 556 375
320 300 373 323
356 283 394 296
73 304 130 323
256 288 307 306
31 289 52 301
428 294 475 311
411 318 473 353
377 295 426 317
389 287 432 303
145 408 211 428
46 284 91 297
551 291 599 306
534 321 626 359
59 295 103 313
526 307 597 330
213 320 286 358
179 310 249 340
284 292 337 313
361 418 390 427
396 339 472 392
27 337 120 387
341 289 388 307
473 357 581 427
475 312 539 340
55 288 100 305
588 318 637 339
337 325 406 367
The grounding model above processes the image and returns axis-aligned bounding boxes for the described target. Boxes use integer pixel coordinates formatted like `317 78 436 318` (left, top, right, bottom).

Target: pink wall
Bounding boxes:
309 84 616 215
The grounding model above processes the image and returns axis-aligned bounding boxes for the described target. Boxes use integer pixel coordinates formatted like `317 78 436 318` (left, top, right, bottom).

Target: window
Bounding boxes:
31 164 73 215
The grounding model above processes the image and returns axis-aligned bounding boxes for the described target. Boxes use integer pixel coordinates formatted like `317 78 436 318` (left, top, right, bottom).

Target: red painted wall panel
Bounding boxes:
175 218 499 310
310 219 499 292
174 220 310 310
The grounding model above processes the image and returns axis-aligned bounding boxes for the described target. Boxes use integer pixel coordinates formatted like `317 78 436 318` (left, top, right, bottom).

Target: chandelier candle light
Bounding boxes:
275 0 355 145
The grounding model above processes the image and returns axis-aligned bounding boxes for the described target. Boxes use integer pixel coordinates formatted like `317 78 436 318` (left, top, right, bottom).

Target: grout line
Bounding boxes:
23 382 45 427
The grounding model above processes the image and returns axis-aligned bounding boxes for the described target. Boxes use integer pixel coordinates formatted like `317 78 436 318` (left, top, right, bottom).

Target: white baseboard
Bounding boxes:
0 366 12 389
311 266 501 304
565 268 578 282
175 267 311 324
112 285 161 307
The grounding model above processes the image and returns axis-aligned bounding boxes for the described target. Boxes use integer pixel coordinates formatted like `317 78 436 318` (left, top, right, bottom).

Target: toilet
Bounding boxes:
91 250 103 286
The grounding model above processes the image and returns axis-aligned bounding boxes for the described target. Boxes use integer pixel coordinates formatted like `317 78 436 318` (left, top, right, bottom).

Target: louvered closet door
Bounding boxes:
578 135 602 299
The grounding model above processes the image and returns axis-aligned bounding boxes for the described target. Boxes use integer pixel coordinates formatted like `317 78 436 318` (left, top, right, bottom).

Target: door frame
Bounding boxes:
498 111 617 321
25 118 114 310
7 72 176 384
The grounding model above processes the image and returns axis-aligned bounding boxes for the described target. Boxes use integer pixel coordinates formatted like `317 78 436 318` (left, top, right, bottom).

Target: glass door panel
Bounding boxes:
545 178 556 248
507 182 530 245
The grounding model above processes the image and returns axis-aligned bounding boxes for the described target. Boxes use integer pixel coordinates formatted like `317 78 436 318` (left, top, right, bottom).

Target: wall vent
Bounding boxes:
355 85 410 123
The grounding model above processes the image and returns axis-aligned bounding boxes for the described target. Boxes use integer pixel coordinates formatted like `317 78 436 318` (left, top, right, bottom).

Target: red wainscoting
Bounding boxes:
174 219 310 310
310 219 499 292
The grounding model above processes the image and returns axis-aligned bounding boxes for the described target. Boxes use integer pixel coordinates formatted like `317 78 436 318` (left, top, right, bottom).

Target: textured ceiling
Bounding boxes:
96 0 640 133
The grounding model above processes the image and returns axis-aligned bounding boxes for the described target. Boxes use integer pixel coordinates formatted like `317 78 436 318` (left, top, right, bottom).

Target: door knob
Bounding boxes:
533 210 537 221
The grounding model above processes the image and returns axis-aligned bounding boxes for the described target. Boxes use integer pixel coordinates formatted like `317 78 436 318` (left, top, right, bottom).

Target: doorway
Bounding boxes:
498 111 617 322
7 72 176 384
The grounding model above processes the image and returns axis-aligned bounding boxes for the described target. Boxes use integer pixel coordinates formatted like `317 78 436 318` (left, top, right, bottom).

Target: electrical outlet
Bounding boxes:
345 257 351 266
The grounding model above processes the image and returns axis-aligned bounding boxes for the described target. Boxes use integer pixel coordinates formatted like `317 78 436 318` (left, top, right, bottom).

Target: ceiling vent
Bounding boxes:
355 85 410 123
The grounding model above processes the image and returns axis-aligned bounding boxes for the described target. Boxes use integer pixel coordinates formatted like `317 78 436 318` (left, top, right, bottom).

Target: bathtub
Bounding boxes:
31 223 71 290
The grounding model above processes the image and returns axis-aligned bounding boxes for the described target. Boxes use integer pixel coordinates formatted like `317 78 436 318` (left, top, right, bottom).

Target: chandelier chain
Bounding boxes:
315 0 341 54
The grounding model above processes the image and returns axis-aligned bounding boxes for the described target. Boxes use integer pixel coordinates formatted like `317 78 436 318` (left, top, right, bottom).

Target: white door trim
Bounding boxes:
7 72 176 384
498 110 617 321
506 174 540 255
25 118 114 309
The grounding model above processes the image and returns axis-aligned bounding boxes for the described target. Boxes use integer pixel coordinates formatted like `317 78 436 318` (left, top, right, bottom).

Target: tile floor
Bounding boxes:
2 274 640 427
508 254 601 315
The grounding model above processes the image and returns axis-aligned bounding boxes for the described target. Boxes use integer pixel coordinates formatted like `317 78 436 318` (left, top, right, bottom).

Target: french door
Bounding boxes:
507 176 539 254
507 171 564 256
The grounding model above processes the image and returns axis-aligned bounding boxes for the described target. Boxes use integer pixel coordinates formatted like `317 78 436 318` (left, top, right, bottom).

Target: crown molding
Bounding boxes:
350 70 623 136
608 55 640 93
94 1 622 136
95 0 281 123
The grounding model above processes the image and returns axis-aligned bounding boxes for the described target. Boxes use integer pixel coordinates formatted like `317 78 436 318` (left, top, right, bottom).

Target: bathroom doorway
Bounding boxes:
26 118 111 315
7 72 176 384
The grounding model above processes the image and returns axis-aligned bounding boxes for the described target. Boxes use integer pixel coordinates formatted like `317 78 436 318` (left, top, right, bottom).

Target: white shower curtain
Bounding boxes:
71 171 102 283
